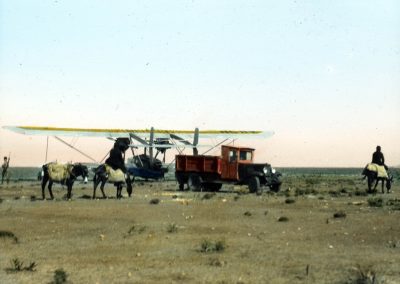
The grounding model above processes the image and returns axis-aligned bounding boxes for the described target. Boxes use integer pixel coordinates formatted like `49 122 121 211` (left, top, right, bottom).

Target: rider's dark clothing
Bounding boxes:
105 147 127 173
372 151 385 166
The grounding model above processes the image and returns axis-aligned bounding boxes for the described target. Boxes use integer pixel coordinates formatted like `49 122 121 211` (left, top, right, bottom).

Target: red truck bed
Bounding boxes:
175 155 222 174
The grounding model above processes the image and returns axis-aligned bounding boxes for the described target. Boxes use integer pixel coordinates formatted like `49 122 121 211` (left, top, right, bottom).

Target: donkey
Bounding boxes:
362 164 393 194
92 164 133 199
41 162 89 200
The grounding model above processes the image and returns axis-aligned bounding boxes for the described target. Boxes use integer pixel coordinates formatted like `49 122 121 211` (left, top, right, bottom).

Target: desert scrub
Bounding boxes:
0 230 18 243
278 216 289 222
5 258 37 273
367 197 383 207
51 268 68 284
344 264 384 284
166 223 178 233
333 211 346 219
200 239 226 253
124 224 147 237
149 198 160 205
202 193 215 200
285 198 296 204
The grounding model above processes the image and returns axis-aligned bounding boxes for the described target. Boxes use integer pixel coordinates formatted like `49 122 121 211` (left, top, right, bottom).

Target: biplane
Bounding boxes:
3 125 273 181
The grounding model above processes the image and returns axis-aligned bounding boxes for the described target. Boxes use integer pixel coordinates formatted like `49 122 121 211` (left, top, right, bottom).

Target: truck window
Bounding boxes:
240 151 252 161
229 150 237 162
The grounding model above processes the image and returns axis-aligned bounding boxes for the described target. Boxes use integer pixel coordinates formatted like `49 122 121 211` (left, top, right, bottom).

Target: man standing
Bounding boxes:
372 146 385 166
2 156 10 184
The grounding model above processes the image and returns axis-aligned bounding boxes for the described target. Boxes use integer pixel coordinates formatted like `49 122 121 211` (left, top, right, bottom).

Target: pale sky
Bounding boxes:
0 0 399 167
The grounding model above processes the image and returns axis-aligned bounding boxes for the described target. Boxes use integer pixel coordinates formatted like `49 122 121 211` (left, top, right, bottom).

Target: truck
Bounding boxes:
175 145 282 194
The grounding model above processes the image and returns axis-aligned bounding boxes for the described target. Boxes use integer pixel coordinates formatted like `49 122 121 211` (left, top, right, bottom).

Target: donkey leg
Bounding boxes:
126 175 133 197
117 184 122 199
100 180 107 199
67 182 73 199
381 179 385 194
41 177 48 200
93 176 99 199
373 179 379 192
48 181 54 200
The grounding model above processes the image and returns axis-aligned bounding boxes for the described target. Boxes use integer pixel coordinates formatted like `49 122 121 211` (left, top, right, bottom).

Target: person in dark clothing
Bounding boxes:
101 138 133 196
105 138 130 173
372 146 385 166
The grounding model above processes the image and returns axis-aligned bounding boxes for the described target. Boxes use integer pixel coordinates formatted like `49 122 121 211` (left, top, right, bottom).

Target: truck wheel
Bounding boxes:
248 176 261 194
270 183 281 192
188 174 202 191
179 183 185 191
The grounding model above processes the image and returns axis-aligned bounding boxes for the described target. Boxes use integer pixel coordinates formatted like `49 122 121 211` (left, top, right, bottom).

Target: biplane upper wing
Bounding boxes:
3 126 274 139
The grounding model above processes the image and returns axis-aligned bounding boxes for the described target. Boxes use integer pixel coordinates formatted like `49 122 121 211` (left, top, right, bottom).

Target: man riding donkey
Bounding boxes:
94 138 133 197
363 146 393 193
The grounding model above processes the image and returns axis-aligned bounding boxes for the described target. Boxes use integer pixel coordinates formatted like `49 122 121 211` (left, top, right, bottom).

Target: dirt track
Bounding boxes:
1 176 400 283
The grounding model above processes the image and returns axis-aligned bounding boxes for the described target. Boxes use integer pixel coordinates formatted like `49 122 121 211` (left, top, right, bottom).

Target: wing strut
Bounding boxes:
54 136 98 163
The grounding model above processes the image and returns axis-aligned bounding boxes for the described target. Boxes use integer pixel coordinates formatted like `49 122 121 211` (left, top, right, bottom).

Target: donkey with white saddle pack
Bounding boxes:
41 162 89 200
92 164 133 199
362 163 393 193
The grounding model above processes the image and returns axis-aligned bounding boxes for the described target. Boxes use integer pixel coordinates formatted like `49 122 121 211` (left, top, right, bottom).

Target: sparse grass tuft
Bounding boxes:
367 197 383 207
5 258 37 273
345 264 383 284
200 239 226 253
333 211 347 219
285 198 296 204
0 230 18 243
202 193 215 200
126 224 147 237
243 211 252 216
149 198 160 205
167 223 178 233
278 216 289 222
51 268 68 284
233 195 240 201
386 199 400 211
208 257 226 267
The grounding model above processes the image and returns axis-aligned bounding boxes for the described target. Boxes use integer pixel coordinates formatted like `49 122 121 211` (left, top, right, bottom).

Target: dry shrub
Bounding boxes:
345 264 384 284
285 198 296 204
367 197 383 208
126 224 147 236
202 193 215 200
51 268 68 284
333 211 347 219
0 230 18 243
200 239 225 253
243 211 252 217
5 258 37 273
208 257 226 267
167 223 178 233
149 198 160 205
278 216 289 222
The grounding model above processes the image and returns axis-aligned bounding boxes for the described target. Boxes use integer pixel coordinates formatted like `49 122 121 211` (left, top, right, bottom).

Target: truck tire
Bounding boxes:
188 174 202 191
175 172 187 191
248 176 261 194
270 183 281 192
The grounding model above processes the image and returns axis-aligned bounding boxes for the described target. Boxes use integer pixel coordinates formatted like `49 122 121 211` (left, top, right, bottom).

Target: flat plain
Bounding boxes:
0 174 399 284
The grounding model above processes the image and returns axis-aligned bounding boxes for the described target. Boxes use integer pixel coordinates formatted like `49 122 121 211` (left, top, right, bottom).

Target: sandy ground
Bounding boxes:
0 176 400 284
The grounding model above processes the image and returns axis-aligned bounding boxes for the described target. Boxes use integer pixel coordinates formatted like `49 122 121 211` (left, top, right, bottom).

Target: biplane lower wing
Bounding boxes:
3 126 274 139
